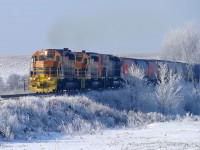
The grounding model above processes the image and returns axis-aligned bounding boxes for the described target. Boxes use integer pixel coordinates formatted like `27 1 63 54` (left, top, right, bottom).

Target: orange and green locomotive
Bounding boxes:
28 48 121 92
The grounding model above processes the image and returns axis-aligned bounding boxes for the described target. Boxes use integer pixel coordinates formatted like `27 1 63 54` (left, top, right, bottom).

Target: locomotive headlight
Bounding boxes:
33 78 36 80
48 77 51 80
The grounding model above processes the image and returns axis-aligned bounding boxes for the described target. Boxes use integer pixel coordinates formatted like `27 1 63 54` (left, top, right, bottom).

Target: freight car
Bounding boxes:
28 48 199 93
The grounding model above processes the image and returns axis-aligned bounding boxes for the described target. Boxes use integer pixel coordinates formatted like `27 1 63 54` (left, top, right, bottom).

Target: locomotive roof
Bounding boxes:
38 48 197 66
45 48 72 55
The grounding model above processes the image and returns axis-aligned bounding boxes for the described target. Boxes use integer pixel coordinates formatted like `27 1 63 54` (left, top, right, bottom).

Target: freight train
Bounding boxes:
28 48 199 93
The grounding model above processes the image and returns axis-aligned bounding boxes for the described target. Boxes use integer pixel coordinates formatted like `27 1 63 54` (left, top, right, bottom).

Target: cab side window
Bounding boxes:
33 56 38 62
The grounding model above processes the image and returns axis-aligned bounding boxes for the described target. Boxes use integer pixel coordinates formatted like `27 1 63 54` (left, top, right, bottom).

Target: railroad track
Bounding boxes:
0 92 56 99
0 87 121 100
0 91 83 99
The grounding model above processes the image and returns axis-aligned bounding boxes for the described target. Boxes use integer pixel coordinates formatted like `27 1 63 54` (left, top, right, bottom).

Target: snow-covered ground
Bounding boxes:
1 121 200 150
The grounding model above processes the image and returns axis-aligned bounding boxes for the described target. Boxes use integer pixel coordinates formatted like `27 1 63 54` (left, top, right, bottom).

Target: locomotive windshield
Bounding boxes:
39 55 46 61
48 52 55 60
48 55 54 60
76 56 82 62
39 52 46 61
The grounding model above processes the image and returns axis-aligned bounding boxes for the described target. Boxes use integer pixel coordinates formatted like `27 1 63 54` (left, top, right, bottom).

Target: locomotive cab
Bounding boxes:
73 51 89 89
29 50 61 92
74 51 88 77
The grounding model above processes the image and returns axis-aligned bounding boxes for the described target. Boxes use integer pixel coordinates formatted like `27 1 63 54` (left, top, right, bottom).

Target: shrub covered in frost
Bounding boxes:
181 82 200 115
0 95 127 140
155 63 183 115
127 111 167 128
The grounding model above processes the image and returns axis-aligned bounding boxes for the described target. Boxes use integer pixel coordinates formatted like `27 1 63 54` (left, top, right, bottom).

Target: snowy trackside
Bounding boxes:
0 92 200 140
1 121 200 150
0 93 169 140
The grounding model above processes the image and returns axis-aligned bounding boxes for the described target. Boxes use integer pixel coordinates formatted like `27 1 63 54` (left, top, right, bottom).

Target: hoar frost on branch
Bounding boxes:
126 65 156 112
161 22 200 63
125 64 145 110
155 63 183 115
126 64 146 86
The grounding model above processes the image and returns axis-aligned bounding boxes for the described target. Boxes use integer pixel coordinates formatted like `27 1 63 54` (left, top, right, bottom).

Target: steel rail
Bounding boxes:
0 91 80 99
0 87 121 100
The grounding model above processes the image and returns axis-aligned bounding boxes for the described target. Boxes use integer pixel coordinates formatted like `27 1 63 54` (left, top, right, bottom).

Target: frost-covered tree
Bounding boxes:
7 74 21 89
160 22 200 114
6 74 28 93
126 65 156 112
126 64 145 109
161 22 200 63
126 64 145 85
155 63 183 115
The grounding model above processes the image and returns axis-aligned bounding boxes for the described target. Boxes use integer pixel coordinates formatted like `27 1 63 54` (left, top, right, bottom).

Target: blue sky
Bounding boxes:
0 0 199 55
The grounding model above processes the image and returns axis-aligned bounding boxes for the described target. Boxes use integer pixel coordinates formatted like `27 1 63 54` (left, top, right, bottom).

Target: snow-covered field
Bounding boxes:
0 55 30 81
1 121 200 150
